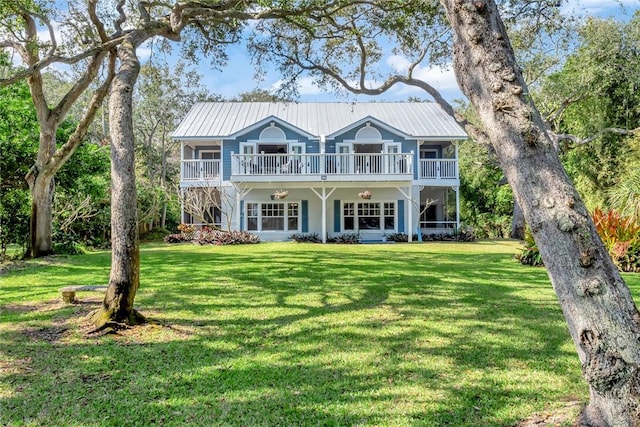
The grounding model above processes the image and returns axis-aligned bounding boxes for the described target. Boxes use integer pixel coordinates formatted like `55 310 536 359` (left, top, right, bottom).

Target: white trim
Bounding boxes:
240 142 256 155
327 116 412 140
340 200 397 233
227 115 317 140
245 200 302 232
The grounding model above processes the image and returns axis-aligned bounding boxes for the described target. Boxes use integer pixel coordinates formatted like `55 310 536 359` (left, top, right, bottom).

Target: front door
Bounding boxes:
289 143 306 173
384 142 402 174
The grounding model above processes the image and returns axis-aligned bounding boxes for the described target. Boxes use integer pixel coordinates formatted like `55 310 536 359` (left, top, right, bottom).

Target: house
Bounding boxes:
172 102 467 242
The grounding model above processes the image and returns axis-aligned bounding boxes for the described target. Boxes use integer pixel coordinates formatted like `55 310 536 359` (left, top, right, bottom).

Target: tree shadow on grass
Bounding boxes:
0 245 587 426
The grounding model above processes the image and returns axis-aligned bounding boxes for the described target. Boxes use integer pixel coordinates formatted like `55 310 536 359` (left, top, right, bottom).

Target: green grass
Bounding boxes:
1 241 639 426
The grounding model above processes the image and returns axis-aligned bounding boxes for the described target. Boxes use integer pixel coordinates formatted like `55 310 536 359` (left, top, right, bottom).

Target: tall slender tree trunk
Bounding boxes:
90 40 144 329
511 199 525 240
25 128 56 258
440 0 640 424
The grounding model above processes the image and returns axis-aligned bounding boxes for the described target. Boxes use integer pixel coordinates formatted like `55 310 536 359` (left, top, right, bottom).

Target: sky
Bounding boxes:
25 0 638 104
187 0 638 104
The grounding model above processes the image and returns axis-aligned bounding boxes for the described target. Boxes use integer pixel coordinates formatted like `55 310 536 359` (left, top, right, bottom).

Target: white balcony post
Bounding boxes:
455 142 459 179
320 135 326 175
410 150 414 176
231 151 235 176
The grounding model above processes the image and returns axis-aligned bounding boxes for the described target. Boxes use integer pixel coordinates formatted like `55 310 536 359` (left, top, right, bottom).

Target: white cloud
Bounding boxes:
295 76 324 95
386 55 460 93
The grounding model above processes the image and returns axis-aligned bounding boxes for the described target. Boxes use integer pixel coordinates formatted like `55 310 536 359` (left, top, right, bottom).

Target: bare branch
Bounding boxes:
553 127 640 147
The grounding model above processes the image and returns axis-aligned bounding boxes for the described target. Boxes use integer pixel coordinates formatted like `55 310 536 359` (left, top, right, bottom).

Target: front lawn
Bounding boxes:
2 241 639 426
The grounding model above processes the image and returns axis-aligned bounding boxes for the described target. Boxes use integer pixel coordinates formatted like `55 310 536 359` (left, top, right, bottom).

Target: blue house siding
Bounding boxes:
222 124 316 180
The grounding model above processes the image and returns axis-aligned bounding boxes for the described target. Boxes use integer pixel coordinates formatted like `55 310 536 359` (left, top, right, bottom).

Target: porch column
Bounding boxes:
236 187 241 231
180 142 185 224
180 141 185 184
321 187 327 243
180 188 185 224
311 187 337 244
396 186 414 242
408 185 413 242
454 186 460 231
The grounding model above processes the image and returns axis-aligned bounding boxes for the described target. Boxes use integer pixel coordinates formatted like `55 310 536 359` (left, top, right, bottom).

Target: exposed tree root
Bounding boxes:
86 307 146 335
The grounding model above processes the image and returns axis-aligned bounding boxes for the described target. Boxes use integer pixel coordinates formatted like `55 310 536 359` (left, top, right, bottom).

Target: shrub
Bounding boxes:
385 232 408 242
165 225 259 245
515 230 543 267
290 233 322 243
454 224 477 242
163 233 193 243
192 229 260 245
593 208 640 272
327 233 361 244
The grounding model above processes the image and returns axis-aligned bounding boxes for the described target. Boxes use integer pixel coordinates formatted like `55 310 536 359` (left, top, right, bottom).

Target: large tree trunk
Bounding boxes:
26 172 54 258
90 40 144 329
440 0 640 424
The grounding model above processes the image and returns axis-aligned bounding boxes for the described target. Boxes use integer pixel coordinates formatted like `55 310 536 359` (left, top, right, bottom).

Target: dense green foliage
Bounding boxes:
6 241 639 425
53 143 111 253
0 80 111 256
458 140 514 238
539 15 640 211
515 230 543 267
0 82 38 255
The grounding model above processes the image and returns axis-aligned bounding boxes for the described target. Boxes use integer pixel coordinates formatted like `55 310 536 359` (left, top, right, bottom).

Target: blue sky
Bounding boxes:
191 0 638 103
28 0 637 103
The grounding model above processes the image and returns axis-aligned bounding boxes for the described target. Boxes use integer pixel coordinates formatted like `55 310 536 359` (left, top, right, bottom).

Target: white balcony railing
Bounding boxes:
419 159 458 180
181 159 221 181
180 156 459 182
231 153 414 177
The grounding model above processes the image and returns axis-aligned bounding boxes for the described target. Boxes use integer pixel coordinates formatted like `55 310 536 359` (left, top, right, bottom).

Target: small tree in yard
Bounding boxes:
180 183 246 231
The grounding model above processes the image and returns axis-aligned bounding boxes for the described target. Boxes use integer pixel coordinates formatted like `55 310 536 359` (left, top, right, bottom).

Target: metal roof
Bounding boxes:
172 102 467 140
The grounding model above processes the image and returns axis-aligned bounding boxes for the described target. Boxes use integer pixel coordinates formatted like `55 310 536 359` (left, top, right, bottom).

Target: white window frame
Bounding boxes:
342 201 396 232
245 201 301 232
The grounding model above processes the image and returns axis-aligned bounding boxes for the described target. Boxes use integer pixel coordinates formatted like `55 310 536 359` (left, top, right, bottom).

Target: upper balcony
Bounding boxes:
230 153 413 183
179 154 458 185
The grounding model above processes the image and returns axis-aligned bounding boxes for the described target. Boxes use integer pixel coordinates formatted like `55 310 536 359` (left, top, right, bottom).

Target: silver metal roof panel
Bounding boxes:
172 102 467 140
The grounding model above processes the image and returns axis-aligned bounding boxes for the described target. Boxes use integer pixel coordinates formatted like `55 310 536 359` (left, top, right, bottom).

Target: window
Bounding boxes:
262 203 285 230
200 150 220 160
247 203 259 231
343 203 355 230
343 201 395 231
204 205 222 227
246 202 300 232
384 203 395 230
358 202 380 229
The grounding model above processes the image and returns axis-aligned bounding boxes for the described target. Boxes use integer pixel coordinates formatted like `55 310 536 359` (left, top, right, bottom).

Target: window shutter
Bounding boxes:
398 200 405 233
239 200 244 231
334 200 341 232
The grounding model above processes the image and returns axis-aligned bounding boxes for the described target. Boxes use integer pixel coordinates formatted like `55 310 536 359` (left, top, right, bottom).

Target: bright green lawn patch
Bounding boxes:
2 241 639 426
